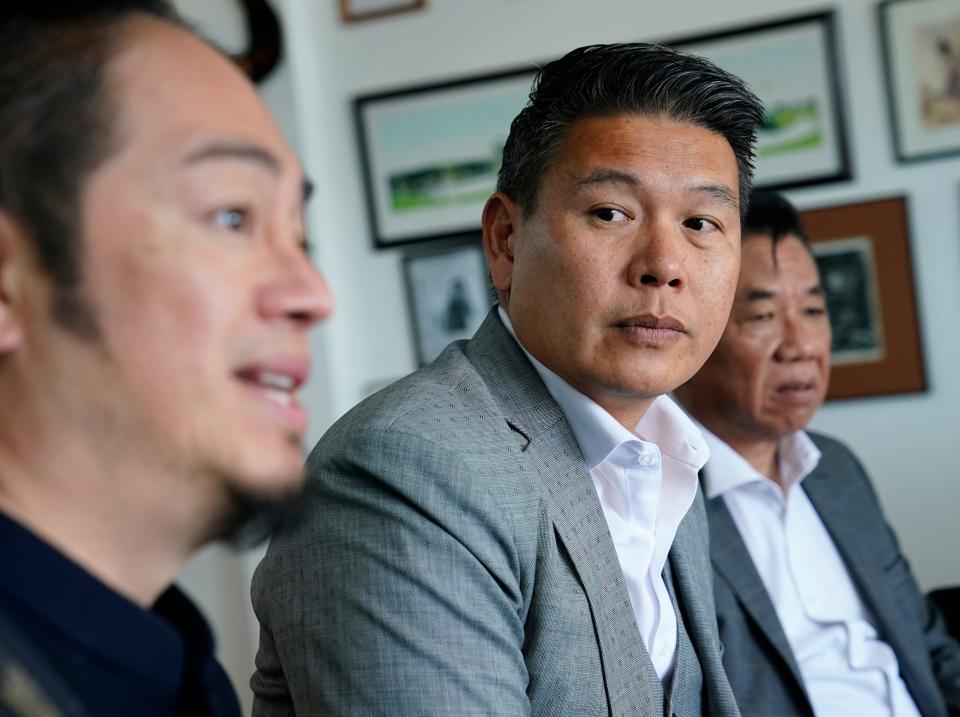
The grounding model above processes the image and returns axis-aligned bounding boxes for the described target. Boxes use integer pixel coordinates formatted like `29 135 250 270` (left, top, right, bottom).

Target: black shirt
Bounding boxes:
0 512 241 717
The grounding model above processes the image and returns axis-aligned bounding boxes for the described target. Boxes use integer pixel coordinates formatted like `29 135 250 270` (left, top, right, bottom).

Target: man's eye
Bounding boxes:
749 312 774 322
805 306 827 317
593 207 629 223
683 216 719 232
212 207 250 232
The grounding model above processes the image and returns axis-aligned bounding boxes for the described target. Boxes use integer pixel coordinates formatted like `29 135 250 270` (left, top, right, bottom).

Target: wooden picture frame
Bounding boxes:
879 0 960 162
355 66 536 248
671 11 852 190
801 196 926 400
340 0 425 24
402 237 494 366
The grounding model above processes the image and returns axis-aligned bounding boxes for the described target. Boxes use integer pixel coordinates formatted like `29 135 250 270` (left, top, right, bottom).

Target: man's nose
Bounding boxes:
627 221 686 290
257 244 334 328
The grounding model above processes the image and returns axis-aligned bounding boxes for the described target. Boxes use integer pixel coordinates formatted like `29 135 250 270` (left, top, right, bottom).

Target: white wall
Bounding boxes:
175 0 960 712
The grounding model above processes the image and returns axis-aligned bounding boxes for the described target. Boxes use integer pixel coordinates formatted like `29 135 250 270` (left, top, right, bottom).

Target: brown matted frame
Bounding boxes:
339 0 425 23
800 196 927 400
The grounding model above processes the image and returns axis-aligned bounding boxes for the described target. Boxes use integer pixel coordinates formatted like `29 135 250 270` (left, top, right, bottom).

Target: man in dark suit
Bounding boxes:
674 191 960 717
0 3 331 715
252 44 762 716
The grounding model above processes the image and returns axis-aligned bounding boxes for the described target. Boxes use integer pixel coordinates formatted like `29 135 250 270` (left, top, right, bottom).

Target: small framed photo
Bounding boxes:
403 238 494 366
880 0 960 162
340 0 425 23
355 66 536 248
800 196 926 400
672 11 851 190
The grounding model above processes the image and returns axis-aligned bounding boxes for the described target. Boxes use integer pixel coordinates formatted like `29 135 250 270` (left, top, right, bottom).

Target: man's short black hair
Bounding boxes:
743 189 811 245
0 1 183 336
496 43 765 219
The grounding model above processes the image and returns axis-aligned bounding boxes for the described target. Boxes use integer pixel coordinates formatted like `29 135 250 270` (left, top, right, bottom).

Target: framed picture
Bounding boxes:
672 12 851 190
340 0 425 23
403 238 494 365
879 0 960 162
355 66 536 248
800 196 926 400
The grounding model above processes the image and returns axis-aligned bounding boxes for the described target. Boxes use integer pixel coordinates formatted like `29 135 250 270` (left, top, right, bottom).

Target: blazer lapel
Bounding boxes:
466 310 662 716
705 492 808 694
802 465 942 716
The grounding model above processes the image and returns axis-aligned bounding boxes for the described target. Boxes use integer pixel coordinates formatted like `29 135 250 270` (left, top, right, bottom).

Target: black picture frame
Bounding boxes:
669 11 852 191
402 236 494 365
879 0 960 163
354 65 536 249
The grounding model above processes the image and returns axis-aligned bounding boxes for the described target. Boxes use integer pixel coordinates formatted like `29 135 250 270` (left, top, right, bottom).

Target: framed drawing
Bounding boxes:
355 66 536 248
800 196 926 400
340 0 425 23
880 0 960 162
672 12 851 190
403 238 494 365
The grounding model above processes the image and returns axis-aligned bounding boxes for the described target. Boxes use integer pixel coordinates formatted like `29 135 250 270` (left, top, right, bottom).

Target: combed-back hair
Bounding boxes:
497 43 765 220
0 0 183 333
743 189 813 248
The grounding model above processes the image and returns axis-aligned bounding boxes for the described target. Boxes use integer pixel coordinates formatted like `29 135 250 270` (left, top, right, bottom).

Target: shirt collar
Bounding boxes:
0 511 214 696
696 422 821 499
497 306 709 471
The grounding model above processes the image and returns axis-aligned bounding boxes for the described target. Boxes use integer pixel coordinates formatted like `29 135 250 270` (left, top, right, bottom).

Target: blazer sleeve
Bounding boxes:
251 423 532 717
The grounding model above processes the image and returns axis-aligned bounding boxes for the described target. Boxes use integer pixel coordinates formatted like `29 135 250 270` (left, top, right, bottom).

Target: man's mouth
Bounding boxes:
235 358 310 430
774 380 818 402
614 314 686 343
249 371 299 406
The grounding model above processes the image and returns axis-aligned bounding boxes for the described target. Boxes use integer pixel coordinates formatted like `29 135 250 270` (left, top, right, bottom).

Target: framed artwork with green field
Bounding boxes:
672 11 852 190
355 66 536 248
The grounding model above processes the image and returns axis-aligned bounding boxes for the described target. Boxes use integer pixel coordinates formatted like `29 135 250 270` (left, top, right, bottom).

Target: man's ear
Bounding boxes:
481 192 521 305
0 211 26 355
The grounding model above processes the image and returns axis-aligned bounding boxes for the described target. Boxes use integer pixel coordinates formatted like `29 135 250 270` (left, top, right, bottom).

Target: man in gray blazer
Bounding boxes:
675 191 960 717
252 43 763 716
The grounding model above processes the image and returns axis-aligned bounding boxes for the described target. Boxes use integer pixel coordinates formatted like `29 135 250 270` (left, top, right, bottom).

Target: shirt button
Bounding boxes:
639 454 653 466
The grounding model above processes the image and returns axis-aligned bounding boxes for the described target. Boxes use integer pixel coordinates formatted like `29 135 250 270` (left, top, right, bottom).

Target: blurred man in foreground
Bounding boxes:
0 2 331 715
252 43 762 716
675 191 960 717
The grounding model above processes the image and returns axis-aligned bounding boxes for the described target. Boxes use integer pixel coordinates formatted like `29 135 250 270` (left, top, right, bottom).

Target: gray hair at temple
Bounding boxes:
497 42 765 221
0 1 185 337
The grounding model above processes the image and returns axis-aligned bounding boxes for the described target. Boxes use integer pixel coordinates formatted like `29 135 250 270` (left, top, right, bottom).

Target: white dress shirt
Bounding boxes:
699 425 922 717
498 308 706 680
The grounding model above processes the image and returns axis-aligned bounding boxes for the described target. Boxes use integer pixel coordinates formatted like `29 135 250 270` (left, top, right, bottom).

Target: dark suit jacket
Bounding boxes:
252 311 739 716
707 432 960 717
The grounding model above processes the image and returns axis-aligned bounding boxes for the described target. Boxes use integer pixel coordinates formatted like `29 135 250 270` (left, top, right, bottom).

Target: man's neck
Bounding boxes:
0 444 199 608
723 436 782 487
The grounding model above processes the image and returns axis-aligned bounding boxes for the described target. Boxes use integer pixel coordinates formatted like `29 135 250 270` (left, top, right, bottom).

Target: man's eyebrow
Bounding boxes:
691 183 739 211
744 285 826 302
574 169 642 188
183 142 279 173
744 288 775 302
574 172 739 211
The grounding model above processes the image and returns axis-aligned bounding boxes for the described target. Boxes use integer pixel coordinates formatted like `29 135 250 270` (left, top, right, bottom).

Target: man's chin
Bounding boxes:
216 471 307 550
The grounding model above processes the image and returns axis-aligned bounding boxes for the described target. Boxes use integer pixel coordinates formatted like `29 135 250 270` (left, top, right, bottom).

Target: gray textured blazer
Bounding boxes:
707 432 960 717
251 311 739 717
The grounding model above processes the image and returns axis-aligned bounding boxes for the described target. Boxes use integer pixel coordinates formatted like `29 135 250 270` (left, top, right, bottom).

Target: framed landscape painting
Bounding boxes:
673 12 851 190
355 67 536 248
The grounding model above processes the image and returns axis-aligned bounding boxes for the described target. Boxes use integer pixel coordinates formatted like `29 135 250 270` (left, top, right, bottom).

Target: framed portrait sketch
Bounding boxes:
403 239 494 366
340 0 425 23
880 0 960 162
672 12 851 190
355 66 536 248
800 196 926 400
